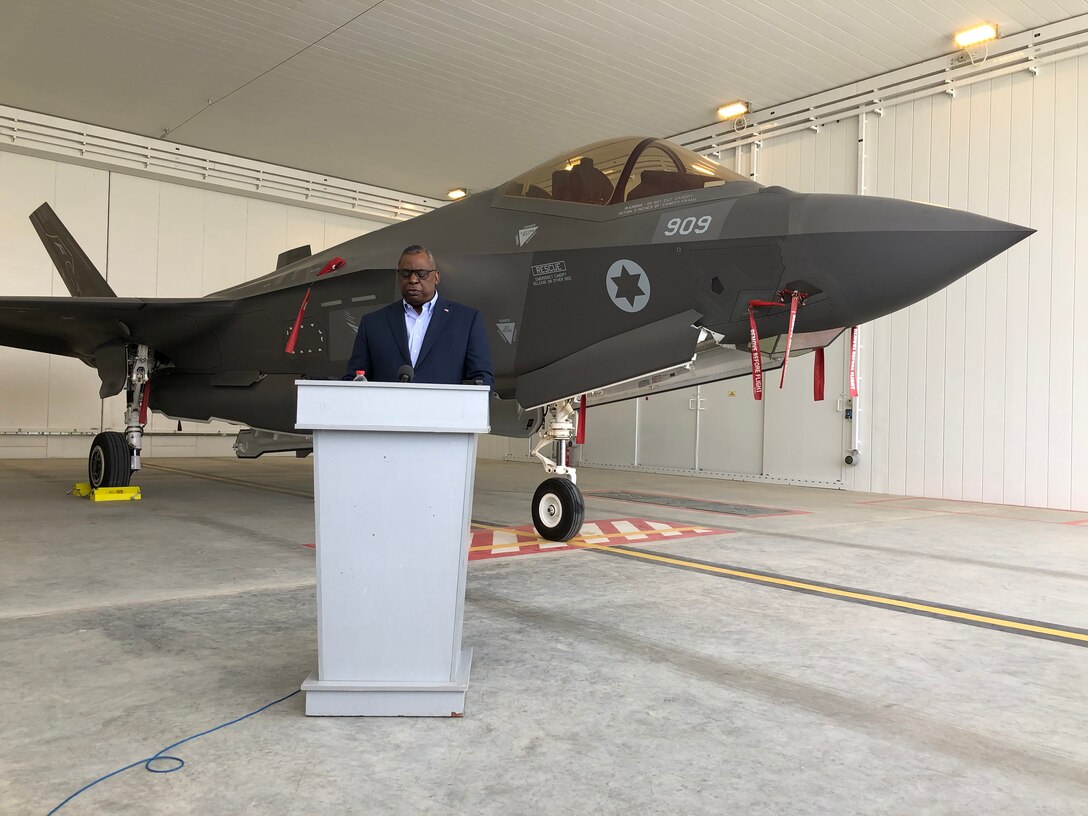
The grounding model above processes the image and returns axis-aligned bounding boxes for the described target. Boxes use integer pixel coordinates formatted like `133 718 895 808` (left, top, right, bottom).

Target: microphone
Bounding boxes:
397 365 414 383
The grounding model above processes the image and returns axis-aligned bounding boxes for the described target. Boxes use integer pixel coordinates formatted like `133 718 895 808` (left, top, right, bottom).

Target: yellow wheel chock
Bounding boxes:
71 483 142 502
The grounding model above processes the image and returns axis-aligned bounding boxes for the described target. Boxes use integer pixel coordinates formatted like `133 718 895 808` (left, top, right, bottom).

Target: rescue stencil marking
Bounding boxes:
606 260 650 312
531 260 570 287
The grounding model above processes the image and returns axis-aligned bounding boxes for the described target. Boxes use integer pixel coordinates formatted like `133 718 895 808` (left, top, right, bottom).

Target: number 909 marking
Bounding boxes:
663 215 713 237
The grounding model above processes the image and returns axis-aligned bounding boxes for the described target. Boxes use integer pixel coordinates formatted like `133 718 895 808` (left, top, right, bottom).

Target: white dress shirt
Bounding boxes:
403 290 437 366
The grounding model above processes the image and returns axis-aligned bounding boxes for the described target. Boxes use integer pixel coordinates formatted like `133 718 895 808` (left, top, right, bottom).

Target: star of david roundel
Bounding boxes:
605 260 651 313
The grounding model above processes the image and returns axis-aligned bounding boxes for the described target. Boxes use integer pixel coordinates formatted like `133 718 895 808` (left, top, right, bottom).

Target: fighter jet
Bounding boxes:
0 136 1032 540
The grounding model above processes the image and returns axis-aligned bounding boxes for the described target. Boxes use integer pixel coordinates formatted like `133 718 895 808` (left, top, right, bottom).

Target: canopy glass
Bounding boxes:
503 137 747 206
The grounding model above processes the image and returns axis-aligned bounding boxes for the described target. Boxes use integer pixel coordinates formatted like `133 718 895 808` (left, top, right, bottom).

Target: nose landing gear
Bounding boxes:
531 477 584 542
529 399 585 541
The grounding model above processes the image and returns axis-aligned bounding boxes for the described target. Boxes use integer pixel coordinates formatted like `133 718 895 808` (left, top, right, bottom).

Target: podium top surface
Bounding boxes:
295 380 491 433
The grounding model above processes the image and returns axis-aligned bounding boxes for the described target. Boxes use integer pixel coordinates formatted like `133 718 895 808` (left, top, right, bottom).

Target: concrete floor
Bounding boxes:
1 456 1087 815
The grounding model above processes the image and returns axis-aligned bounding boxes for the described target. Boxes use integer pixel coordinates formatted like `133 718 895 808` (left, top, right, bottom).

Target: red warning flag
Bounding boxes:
848 326 859 397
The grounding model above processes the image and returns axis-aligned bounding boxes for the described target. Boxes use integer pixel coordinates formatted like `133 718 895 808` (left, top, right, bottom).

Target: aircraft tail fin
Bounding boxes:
29 203 117 298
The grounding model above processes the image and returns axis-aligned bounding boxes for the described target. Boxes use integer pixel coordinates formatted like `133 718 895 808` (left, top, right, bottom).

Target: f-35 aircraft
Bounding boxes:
0 136 1032 540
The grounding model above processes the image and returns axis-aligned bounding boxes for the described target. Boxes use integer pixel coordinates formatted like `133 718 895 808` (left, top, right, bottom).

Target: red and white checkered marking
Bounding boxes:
468 518 727 561
302 518 728 559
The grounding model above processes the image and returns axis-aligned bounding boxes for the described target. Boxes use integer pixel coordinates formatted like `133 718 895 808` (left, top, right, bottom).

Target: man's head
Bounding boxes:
398 245 440 309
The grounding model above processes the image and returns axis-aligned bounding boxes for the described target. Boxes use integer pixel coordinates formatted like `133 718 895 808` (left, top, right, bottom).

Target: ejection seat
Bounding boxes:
552 157 613 204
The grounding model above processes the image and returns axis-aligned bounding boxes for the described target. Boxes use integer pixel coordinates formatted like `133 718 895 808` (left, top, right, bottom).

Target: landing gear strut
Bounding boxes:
529 399 585 541
87 344 152 489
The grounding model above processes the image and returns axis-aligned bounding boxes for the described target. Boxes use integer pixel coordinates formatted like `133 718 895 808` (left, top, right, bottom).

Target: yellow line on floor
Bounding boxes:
581 544 1088 644
115 465 1088 642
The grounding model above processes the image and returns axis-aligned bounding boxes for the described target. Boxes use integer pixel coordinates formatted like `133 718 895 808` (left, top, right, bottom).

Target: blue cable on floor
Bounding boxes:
46 688 301 815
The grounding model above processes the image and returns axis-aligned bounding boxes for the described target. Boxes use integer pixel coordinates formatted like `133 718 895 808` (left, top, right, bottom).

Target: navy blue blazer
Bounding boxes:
345 296 494 386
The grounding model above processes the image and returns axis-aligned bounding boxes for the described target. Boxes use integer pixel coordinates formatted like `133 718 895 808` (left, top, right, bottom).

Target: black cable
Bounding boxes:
46 688 301 814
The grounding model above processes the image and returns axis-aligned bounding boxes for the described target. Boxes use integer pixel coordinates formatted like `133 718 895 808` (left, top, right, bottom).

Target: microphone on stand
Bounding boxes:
397 365 415 383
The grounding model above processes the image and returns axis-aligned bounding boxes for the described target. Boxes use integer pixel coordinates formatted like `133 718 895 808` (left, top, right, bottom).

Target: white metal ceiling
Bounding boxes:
1 1 1085 197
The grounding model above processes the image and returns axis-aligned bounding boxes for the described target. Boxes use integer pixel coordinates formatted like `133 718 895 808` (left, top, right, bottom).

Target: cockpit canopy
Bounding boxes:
503 137 747 206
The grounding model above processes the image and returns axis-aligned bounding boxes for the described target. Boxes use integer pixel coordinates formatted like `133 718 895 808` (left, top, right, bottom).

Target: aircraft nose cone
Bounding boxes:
790 193 1033 325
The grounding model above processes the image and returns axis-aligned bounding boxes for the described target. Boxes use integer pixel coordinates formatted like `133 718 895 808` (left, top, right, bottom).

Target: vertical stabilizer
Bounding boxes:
29 203 116 298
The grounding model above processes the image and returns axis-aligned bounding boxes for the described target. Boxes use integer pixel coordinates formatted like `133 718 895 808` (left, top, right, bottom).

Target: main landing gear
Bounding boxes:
530 399 585 541
88 344 152 489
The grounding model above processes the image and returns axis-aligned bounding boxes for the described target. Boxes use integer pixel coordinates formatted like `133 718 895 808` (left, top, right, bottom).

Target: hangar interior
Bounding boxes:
1 3 1087 815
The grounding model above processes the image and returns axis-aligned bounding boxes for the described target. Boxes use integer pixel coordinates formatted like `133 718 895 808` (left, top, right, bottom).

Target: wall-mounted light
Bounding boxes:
954 23 998 48
716 101 749 120
446 188 468 200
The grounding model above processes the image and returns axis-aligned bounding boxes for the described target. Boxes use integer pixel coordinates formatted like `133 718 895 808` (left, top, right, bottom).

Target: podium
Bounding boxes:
295 380 490 716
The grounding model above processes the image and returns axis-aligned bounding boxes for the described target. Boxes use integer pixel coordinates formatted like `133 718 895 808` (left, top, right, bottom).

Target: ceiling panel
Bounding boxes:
0 0 1084 196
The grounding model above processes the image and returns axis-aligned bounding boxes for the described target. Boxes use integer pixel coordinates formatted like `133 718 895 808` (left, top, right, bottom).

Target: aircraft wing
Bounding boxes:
0 296 151 361
0 296 234 356
0 295 237 395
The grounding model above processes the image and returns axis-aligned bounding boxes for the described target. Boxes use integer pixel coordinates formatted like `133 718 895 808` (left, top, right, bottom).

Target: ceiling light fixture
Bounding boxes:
954 23 998 48
447 188 468 200
716 101 749 120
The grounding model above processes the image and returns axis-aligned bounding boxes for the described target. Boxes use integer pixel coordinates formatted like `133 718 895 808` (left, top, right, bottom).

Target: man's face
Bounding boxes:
398 252 440 307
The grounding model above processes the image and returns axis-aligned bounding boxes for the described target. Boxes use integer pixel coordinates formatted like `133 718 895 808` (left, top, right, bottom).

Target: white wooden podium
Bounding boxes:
295 380 490 716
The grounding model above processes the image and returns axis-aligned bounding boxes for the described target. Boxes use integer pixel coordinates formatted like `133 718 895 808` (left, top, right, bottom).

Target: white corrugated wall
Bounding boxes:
847 58 1086 510
713 55 1086 510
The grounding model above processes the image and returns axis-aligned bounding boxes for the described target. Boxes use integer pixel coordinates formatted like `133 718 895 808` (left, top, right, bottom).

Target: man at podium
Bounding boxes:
345 244 494 386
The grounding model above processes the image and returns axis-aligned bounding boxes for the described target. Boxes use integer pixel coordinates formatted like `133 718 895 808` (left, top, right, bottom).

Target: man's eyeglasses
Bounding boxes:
398 268 436 280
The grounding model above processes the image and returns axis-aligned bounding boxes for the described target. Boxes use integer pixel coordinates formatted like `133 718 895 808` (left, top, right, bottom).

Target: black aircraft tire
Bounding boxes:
88 432 132 489
531 477 585 542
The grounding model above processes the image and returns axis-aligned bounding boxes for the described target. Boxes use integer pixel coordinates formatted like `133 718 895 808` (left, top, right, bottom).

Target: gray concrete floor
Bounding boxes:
1 456 1087 815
